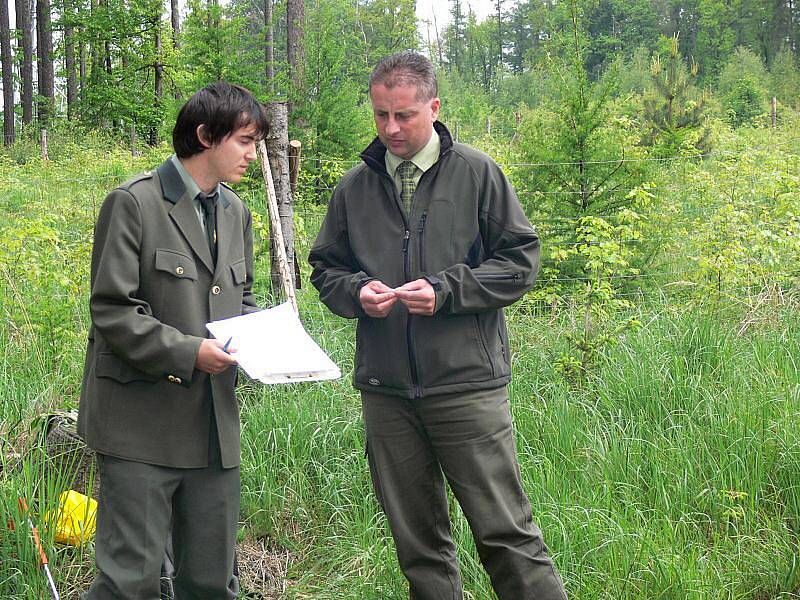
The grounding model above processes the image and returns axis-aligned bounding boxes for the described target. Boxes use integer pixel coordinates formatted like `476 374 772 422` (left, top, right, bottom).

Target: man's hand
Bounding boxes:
359 280 397 318
195 338 238 375
394 278 436 316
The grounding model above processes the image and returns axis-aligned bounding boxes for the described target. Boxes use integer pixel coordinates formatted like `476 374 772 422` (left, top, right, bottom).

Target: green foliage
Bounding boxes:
770 48 800 110
717 47 768 126
641 35 712 157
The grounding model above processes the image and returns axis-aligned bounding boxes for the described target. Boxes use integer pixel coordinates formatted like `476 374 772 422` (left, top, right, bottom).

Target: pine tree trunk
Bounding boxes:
264 0 273 90
0 0 15 145
287 0 304 113
151 14 162 146
64 0 78 120
170 0 179 49
15 0 33 126
264 102 295 294
36 0 54 126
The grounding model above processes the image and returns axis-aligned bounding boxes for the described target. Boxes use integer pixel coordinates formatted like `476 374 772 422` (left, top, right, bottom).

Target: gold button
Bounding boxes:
212 285 221 295
176 266 184 275
168 375 176 382
174 377 182 385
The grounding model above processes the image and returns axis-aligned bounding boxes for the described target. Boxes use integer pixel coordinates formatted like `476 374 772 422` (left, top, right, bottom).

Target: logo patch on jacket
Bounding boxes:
368 377 381 386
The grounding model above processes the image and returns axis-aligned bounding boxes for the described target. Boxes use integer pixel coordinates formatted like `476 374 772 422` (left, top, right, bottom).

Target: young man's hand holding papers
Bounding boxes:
206 302 341 384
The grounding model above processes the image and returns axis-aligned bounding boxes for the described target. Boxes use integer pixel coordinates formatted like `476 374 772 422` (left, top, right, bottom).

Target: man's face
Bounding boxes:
370 83 440 160
201 122 260 185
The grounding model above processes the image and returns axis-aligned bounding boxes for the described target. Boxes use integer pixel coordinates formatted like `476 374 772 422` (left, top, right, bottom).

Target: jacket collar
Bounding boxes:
156 158 235 275
359 121 454 175
158 157 232 209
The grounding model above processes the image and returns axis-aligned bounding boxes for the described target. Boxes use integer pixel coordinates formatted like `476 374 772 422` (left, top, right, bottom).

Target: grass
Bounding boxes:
1 126 800 598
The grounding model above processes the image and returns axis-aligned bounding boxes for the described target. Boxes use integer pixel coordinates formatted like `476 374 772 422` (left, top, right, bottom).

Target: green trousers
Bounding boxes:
84 423 240 599
362 387 567 600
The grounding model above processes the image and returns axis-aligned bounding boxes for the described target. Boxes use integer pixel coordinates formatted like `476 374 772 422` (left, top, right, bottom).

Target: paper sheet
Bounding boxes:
206 302 341 384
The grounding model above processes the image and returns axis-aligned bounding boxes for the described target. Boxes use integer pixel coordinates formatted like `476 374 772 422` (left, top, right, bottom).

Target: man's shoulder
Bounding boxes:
448 142 496 168
340 161 370 185
117 169 158 194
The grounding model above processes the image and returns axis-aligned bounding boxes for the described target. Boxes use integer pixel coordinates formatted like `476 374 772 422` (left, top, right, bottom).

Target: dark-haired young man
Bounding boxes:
79 82 267 598
310 52 567 599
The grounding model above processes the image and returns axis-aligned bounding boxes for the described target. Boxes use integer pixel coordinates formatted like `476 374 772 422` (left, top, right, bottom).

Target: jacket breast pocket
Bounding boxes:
154 248 198 280
229 257 246 286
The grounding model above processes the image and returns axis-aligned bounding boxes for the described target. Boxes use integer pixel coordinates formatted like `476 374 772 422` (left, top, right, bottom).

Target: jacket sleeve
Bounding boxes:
308 185 371 319
241 205 260 315
431 159 540 315
89 188 202 382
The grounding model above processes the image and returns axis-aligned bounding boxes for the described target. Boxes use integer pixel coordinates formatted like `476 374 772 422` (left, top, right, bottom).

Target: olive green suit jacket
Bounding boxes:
78 158 258 469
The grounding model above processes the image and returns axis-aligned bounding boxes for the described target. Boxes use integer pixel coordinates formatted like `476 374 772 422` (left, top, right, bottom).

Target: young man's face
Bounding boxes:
370 83 440 160
201 122 260 185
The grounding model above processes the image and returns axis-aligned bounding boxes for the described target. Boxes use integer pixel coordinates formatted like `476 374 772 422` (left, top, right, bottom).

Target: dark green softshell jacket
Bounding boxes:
309 122 540 398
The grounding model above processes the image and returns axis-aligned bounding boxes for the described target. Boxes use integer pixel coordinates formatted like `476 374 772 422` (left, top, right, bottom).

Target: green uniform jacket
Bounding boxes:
309 122 540 399
78 158 258 469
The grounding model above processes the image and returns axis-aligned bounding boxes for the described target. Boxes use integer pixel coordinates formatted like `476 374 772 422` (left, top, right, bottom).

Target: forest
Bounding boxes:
2 0 800 598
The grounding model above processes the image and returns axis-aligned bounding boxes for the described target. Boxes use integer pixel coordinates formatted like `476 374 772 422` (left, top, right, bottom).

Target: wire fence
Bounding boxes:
2 141 799 310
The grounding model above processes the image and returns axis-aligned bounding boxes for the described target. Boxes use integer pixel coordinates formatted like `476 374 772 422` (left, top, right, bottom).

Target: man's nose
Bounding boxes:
385 117 400 135
245 142 257 160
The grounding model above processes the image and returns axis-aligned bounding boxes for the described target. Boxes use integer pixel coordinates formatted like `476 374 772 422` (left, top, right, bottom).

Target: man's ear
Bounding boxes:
196 124 213 149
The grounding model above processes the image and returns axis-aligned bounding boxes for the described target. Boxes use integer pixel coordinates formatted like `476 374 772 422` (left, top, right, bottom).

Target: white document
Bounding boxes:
206 302 341 384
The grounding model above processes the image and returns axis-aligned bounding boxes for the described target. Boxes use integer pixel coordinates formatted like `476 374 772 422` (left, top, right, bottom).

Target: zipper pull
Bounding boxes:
403 230 410 253
417 212 427 234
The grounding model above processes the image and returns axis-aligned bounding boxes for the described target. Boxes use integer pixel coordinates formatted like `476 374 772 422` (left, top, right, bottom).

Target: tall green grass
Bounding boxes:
233 297 800 599
2 129 799 597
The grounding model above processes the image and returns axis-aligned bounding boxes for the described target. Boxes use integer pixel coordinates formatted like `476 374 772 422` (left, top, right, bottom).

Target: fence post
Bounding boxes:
288 139 302 288
771 97 777 128
262 102 296 309
40 129 48 160
258 138 297 313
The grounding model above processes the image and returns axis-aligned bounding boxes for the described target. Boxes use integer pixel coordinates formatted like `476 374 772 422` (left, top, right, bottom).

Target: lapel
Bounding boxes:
214 186 235 278
157 159 214 274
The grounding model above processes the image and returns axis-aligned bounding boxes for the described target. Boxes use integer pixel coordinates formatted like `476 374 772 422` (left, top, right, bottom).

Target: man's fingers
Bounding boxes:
364 291 396 304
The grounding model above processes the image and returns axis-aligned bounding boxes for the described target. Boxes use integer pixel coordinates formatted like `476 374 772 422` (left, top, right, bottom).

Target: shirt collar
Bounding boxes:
170 154 220 200
386 129 440 176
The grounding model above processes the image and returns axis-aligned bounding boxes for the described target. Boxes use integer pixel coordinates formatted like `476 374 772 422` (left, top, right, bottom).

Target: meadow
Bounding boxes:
1 120 799 598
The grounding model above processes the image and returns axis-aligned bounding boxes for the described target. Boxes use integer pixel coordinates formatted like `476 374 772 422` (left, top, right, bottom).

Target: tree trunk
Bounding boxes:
0 0 15 144
264 102 295 295
64 0 78 120
286 0 304 115
15 0 33 126
170 0 179 49
264 0 273 90
151 14 162 146
36 0 54 126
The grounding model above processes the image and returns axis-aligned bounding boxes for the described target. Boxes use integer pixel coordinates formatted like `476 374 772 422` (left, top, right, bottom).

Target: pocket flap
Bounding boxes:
95 352 159 383
230 257 246 285
155 248 197 280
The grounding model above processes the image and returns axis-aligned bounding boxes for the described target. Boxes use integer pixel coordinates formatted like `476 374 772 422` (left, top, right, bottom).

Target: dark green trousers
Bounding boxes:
362 387 567 600
84 424 240 599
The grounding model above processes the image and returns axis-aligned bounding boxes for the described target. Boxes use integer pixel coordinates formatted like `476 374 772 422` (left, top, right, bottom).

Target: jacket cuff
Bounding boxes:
350 273 375 318
424 275 449 314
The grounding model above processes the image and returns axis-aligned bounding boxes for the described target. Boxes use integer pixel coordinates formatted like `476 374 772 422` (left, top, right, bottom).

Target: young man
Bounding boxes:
78 82 267 598
310 52 567 599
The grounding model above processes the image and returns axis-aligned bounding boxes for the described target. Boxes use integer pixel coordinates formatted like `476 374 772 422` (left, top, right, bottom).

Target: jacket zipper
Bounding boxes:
403 227 421 397
417 211 428 273
474 272 521 281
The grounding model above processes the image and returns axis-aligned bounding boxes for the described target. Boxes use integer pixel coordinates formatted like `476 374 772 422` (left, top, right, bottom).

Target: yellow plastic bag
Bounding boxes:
47 490 98 546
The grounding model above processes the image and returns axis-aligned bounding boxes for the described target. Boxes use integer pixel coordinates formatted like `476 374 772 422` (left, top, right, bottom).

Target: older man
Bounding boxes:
310 52 567 600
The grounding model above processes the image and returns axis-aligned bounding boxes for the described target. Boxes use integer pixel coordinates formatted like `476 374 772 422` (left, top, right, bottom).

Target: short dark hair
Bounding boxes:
172 82 269 158
369 51 438 102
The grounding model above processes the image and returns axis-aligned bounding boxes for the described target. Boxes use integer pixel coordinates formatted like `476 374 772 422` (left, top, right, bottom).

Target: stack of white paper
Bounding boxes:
206 302 341 384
